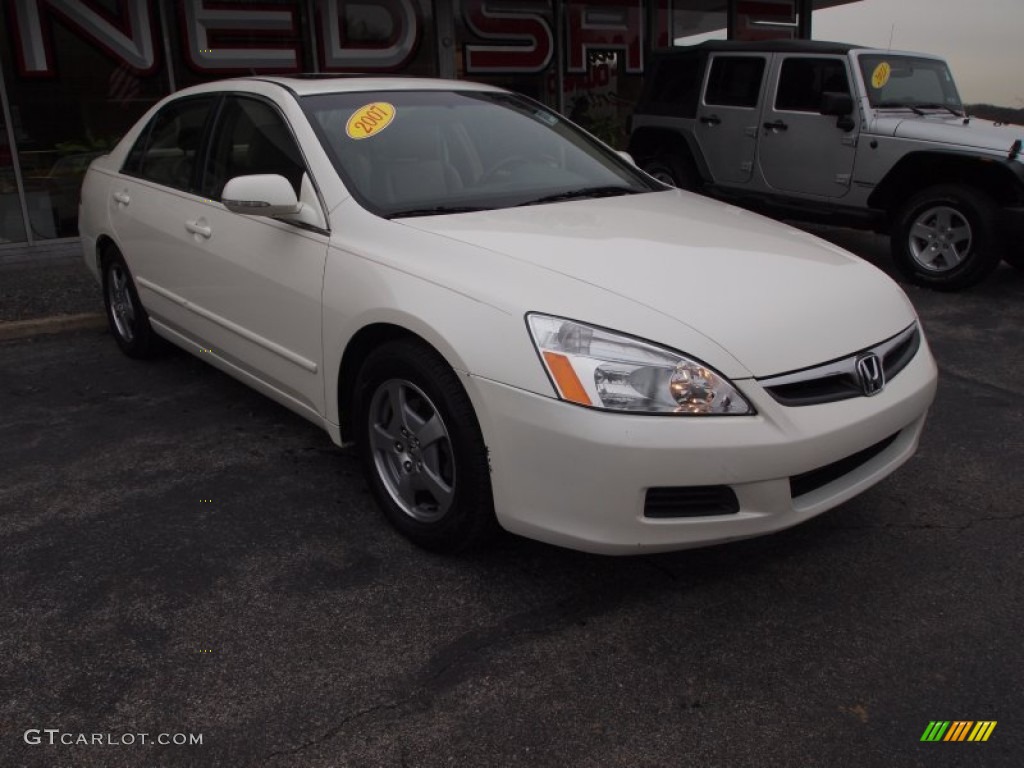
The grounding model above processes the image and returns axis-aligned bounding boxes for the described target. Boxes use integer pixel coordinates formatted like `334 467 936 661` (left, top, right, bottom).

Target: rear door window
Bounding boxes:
123 96 216 192
704 56 767 108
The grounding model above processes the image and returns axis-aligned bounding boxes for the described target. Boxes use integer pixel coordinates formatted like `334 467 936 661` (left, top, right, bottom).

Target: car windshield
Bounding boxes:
858 54 962 112
301 89 659 218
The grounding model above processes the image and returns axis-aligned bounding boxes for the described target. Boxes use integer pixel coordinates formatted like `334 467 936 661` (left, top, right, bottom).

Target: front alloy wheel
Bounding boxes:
368 379 456 524
353 339 497 552
891 185 1003 291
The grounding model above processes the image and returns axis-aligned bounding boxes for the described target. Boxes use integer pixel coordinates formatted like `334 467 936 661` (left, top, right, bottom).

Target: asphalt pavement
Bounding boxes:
1 230 1022 767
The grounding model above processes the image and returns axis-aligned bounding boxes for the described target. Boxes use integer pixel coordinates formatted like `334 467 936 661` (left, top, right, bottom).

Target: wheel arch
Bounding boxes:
96 234 119 270
869 152 1024 218
336 321 457 445
627 127 706 179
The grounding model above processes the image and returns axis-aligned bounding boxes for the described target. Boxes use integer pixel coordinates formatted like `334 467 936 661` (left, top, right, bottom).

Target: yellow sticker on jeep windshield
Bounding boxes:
871 61 892 89
345 102 396 140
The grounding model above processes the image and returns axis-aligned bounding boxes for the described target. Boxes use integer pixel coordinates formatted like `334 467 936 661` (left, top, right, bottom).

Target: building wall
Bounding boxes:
0 0 850 246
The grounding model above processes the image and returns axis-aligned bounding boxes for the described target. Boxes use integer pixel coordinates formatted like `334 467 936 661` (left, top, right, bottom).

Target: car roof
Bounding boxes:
653 39 863 56
230 75 504 97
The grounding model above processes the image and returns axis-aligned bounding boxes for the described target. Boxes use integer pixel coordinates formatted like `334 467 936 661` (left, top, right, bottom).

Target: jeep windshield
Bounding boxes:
302 89 659 219
859 54 963 113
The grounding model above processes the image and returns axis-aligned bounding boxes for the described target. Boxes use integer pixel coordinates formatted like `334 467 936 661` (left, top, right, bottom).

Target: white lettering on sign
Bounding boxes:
12 0 155 76
463 0 553 74
182 0 299 72
319 0 419 71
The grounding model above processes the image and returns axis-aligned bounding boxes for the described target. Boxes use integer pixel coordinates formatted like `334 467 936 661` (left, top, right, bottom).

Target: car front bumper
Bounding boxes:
468 337 938 555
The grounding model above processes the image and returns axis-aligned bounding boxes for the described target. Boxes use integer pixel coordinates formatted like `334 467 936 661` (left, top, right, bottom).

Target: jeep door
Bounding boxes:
695 54 768 185
757 55 859 198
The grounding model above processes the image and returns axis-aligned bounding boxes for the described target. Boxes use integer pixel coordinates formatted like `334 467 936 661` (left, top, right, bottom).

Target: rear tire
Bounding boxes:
890 185 1003 291
352 339 498 553
101 247 161 358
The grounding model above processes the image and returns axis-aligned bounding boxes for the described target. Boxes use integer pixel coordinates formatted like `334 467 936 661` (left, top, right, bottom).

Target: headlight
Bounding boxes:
527 314 752 415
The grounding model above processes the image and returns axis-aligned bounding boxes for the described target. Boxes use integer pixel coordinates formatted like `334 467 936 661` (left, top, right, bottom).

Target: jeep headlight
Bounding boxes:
527 314 752 415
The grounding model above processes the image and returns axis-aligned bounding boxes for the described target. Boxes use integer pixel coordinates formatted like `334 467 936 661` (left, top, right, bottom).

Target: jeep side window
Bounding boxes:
704 57 766 108
645 54 703 118
775 58 850 113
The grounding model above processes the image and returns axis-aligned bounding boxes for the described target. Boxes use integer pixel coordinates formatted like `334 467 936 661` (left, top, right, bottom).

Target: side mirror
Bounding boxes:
222 174 300 217
820 91 854 117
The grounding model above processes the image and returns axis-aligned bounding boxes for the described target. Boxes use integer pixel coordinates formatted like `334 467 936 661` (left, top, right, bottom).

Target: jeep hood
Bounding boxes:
398 190 916 377
871 114 1024 154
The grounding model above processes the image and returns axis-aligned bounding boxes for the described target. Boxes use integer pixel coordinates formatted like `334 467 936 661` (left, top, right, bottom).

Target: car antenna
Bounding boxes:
887 23 895 51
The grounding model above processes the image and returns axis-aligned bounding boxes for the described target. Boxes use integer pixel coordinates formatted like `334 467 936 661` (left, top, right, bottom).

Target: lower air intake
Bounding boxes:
644 486 740 518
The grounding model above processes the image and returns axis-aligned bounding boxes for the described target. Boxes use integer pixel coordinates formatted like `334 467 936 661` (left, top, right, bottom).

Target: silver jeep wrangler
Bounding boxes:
628 40 1024 290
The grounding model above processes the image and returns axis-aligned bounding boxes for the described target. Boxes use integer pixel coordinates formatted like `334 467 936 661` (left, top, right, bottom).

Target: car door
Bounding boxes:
757 55 860 198
695 54 768 185
177 94 330 418
110 94 219 335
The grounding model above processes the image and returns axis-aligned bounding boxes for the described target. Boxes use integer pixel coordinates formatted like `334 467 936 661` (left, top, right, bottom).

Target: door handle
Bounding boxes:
185 219 212 238
112 190 130 206
763 120 789 132
700 114 722 126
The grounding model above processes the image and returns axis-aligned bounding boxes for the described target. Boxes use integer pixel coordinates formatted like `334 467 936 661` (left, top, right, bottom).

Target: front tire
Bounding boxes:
641 154 699 191
352 339 497 553
1002 250 1024 270
890 185 1003 291
101 248 161 358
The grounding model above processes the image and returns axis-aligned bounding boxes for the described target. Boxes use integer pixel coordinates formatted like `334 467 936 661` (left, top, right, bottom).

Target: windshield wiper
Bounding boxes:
875 101 927 115
387 205 489 219
516 185 641 207
913 103 965 117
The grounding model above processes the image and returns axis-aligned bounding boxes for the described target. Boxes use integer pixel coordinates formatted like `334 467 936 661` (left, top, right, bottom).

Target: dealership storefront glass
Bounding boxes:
0 0 831 246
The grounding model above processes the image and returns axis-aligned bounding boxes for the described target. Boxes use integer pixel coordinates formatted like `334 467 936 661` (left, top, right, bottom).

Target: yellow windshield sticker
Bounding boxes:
345 102 396 140
871 61 892 89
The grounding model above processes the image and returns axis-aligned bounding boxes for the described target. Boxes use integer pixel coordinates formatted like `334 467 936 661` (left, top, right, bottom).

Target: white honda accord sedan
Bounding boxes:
79 76 938 555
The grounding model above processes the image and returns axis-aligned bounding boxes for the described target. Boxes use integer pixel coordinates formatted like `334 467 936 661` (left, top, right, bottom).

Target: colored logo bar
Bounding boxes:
920 721 997 742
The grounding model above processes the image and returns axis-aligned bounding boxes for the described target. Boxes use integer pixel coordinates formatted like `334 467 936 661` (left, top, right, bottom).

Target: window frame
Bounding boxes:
201 92 329 235
120 94 220 194
702 54 768 110
773 55 852 115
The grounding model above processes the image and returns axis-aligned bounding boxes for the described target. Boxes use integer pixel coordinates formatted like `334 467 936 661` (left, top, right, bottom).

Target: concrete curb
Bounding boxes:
0 313 107 341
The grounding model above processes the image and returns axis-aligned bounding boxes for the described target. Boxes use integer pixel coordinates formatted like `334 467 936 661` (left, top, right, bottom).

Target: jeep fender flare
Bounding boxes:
627 127 710 184
868 151 1024 220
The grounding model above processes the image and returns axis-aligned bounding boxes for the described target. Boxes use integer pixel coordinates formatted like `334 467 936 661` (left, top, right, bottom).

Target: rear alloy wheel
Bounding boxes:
102 248 161 358
891 185 1003 291
353 339 497 553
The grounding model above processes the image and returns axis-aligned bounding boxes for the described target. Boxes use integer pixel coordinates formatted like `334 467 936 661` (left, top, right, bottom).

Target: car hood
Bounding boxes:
397 190 916 377
871 114 1024 154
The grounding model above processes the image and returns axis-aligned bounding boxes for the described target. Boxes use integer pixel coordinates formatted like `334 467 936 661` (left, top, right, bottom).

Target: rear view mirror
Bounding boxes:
222 174 300 217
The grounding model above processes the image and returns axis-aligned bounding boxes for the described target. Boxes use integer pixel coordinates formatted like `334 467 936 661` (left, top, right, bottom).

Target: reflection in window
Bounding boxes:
203 98 306 200
776 58 849 113
704 57 767 108
130 98 215 192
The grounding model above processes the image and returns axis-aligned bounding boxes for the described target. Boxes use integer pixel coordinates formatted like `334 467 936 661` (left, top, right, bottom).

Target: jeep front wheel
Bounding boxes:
891 185 1003 291
641 156 698 191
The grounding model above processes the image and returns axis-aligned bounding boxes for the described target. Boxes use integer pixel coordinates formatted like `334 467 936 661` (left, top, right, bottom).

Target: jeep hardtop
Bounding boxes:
628 40 1024 290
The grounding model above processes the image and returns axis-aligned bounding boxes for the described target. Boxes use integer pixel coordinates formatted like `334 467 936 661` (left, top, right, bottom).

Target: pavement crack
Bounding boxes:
265 582 633 761
266 698 405 759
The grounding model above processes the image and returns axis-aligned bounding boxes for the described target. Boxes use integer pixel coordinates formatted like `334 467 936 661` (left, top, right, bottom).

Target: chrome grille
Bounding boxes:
759 324 921 407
